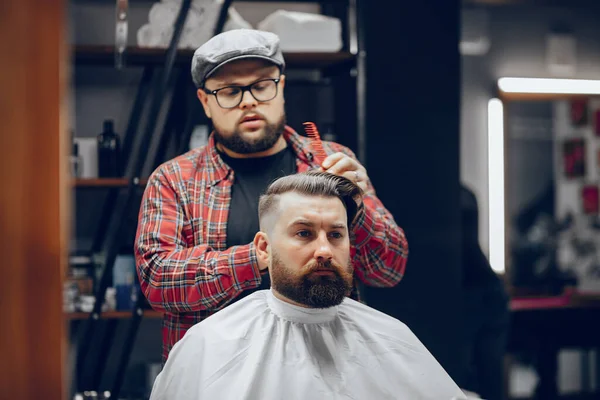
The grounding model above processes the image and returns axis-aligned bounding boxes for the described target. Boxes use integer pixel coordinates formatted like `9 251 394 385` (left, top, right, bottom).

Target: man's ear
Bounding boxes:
253 231 270 269
279 74 285 103
196 88 212 118
279 74 286 90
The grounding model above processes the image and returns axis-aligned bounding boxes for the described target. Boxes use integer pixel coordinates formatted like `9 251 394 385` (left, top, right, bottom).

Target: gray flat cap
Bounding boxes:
191 29 285 88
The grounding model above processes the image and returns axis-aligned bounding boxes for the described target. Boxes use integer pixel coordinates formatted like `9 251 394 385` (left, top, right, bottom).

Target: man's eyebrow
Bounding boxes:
212 71 279 87
212 79 242 87
289 219 314 227
288 220 347 229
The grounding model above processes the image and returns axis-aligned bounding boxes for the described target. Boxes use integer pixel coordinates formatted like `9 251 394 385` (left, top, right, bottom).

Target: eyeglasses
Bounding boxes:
203 78 281 109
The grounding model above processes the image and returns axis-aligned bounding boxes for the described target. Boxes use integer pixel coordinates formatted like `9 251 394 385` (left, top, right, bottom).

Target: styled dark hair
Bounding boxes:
258 171 364 230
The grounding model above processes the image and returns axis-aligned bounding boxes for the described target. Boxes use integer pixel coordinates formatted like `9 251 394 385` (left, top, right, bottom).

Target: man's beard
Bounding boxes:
213 112 286 154
270 251 353 308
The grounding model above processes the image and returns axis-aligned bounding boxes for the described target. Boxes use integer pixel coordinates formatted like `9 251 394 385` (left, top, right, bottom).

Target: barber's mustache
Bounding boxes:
237 111 267 124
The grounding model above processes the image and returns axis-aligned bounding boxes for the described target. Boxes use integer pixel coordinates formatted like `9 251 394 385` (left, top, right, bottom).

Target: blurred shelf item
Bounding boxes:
70 255 94 265
73 45 356 69
66 310 163 320
72 178 148 188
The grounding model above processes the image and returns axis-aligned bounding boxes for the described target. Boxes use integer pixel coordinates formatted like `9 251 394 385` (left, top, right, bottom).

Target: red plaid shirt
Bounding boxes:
134 126 409 361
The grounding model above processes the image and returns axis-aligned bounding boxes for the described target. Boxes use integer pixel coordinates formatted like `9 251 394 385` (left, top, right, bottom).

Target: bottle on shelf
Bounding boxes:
97 119 121 177
70 140 83 178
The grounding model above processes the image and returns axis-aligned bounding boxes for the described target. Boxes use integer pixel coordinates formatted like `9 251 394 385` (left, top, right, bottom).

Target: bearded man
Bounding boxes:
148 172 465 400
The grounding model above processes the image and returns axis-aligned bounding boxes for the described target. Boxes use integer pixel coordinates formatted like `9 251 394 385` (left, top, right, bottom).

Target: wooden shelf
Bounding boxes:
73 178 148 188
72 45 356 69
73 0 348 4
510 287 600 311
65 310 163 320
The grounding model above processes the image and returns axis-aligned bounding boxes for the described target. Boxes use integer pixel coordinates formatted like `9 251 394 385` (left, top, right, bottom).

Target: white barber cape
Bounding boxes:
150 289 467 400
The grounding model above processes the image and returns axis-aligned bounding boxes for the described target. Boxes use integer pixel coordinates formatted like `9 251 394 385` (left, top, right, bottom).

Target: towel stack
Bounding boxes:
137 0 252 49
137 1 343 52
257 10 342 52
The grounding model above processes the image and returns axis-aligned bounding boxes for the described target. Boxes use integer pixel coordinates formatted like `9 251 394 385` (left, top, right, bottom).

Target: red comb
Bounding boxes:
303 121 327 166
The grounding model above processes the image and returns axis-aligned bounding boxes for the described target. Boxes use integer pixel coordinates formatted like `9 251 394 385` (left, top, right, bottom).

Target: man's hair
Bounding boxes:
258 171 364 230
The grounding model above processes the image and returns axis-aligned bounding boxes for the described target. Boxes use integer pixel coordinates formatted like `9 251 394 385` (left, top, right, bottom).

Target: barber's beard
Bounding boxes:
270 251 354 308
213 112 286 154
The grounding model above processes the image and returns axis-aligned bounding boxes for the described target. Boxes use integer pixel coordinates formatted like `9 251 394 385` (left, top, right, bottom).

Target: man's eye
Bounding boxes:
253 82 269 91
220 87 240 97
297 230 311 238
329 231 343 239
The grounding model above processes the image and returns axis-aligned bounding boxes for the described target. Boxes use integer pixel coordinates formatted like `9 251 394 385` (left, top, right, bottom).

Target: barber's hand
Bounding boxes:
321 152 369 192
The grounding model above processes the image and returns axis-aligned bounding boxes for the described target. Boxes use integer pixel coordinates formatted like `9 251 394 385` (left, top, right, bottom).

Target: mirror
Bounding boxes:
498 85 600 296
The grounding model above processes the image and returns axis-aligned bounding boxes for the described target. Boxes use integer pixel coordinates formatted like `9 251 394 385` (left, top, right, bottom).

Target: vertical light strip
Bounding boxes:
488 98 505 273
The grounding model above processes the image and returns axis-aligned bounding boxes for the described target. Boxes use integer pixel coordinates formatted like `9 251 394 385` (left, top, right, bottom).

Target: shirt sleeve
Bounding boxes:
134 169 262 313
335 145 409 287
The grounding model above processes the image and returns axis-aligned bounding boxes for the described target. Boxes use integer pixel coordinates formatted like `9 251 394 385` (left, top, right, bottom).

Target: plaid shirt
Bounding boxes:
135 126 409 361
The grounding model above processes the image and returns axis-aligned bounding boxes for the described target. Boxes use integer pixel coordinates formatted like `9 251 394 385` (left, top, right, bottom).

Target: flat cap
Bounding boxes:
191 29 285 88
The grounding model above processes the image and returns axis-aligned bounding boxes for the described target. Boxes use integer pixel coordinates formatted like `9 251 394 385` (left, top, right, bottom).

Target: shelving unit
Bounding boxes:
69 0 366 398
66 310 163 320
74 45 357 69
72 178 148 188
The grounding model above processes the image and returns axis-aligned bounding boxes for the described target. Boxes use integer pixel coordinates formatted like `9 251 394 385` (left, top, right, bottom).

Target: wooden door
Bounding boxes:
0 1 69 399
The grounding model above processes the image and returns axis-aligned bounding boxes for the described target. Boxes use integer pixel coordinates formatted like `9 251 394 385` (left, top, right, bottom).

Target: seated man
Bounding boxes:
149 171 467 400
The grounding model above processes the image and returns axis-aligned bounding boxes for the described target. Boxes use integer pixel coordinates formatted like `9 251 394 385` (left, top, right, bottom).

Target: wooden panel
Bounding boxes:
362 0 465 384
0 1 68 399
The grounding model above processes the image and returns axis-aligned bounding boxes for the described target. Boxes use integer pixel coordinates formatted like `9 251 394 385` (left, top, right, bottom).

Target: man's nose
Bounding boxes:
239 90 257 109
314 233 333 261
